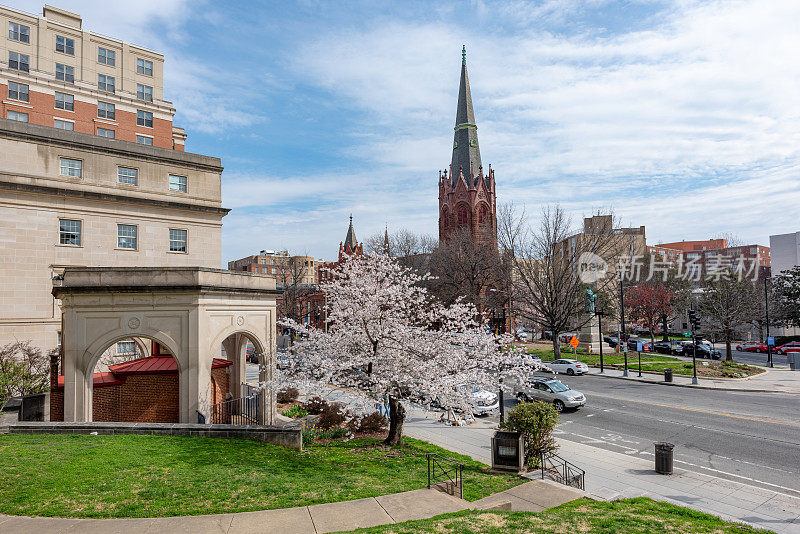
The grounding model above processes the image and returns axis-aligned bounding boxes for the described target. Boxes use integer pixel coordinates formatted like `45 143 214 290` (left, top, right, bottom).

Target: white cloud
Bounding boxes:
280 0 800 253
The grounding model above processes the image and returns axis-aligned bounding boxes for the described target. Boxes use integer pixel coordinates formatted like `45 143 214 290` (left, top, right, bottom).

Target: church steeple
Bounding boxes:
450 45 482 182
344 214 358 252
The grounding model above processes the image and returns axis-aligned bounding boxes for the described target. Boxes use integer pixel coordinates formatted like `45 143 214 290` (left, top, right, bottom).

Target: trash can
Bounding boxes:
654 442 674 474
664 369 673 382
789 353 800 371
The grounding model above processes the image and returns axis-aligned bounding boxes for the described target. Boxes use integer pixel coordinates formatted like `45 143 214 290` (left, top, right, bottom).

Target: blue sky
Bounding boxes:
8 0 800 264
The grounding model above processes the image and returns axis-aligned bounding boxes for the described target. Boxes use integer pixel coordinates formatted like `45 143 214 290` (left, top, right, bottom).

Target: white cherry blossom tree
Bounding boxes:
280 253 542 445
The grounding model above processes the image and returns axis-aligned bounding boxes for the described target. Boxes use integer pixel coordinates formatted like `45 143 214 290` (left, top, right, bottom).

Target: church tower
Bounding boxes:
438 46 497 249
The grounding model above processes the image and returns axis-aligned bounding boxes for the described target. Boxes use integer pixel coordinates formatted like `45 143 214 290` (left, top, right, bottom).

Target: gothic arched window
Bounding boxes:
441 208 449 228
478 204 488 224
457 206 469 225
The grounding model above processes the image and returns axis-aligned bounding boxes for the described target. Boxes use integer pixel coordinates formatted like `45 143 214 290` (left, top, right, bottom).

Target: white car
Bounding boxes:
455 384 499 416
547 359 588 376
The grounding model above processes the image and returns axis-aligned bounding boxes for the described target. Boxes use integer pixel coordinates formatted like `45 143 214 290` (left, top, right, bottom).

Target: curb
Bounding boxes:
586 372 776 393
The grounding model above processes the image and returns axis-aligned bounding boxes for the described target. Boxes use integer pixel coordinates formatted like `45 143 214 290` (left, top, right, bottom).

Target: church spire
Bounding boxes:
451 45 482 182
344 214 358 252
383 224 391 256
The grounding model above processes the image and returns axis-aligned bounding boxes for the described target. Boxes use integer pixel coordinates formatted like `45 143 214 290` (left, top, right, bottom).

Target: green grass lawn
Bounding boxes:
526 347 678 366
0 434 522 518
342 497 771 533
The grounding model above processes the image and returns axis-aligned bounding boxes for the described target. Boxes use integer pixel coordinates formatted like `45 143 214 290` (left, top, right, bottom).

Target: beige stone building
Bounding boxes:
229 250 320 288
0 119 227 353
1 4 183 149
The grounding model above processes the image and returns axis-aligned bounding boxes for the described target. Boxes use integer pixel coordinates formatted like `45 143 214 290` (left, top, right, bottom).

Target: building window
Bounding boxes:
97 102 115 120
59 157 82 177
56 35 75 55
98 74 115 93
8 51 29 72
59 219 81 246
7 110 28 122
8 81 29 102
97 127 115 139
118 166 138 185
117 224 137 249
457 206 469 225
97 47 115 66
55 92 74 111
56 63 74 83
116 341 136 354
136 135 153 146
136 83 153 102
169 175 187 192
136 110 153 127
54 119 74 131
9 22 30 43
169 229 187 252
136 58 153 76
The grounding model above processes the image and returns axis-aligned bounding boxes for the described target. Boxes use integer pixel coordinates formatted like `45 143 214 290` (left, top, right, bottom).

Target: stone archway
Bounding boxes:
54 267 280 424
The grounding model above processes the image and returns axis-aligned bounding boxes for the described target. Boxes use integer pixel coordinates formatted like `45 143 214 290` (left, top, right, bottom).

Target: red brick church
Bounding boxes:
438 46 498 250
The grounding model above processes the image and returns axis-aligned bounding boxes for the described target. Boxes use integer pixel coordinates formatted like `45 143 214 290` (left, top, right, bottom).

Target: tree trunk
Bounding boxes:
662 314 670 342
725 332 733 361
552 336 560 358
384 395 406 446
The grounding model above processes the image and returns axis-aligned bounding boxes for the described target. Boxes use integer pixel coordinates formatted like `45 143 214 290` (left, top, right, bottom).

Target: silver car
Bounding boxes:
513 377 586 412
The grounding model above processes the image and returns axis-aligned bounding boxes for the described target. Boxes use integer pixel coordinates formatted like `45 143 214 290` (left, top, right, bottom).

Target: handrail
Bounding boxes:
210 391 260 425
540 451 585 490
426 452 464 500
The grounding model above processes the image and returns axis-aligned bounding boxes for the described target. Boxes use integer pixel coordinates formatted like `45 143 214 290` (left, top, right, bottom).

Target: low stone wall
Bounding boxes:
0 421 303 450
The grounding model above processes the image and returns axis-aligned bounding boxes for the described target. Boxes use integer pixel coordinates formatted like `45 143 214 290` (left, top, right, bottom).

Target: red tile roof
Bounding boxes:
54 356 233 389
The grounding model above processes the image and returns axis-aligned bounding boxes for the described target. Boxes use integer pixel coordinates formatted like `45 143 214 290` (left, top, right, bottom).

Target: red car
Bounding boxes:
736 342 768 353
775 342 800 355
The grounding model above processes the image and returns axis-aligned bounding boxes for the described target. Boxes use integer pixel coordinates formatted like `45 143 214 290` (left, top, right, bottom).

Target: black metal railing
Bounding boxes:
210 392 260 425
540 452 585 490
242 382 258 398
427 452 464 499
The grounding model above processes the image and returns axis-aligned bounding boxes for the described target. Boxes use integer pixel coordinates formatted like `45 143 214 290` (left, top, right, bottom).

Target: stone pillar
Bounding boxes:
578 314 603 354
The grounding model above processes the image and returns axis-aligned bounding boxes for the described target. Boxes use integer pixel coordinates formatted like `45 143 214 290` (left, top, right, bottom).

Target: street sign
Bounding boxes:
569 336 580 349
767 336 775 346
636 341 643 352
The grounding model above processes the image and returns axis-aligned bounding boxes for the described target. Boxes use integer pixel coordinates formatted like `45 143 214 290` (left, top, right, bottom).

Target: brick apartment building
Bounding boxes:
228 250 320 288
649 239 770 279
1 4 184 149
0 4 227 356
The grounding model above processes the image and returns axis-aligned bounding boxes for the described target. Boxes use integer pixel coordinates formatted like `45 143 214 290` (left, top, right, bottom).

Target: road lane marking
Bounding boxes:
599 397 800 428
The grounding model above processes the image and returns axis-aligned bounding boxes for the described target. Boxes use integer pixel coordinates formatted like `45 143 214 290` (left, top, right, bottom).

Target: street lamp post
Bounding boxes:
764 273 773 368
689 309 699 385
620 279 629 377
597 310 604 373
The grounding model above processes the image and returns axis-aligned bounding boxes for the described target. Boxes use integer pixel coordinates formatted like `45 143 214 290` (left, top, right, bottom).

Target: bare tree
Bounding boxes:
697 275 761 360
0 341 50 402
428 227 506 315
364 228 437 257
499 204 628 355
277 256 313 326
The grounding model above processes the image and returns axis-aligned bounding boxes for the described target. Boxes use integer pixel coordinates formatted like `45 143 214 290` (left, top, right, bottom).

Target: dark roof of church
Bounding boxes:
450 45 482 183
344 215 358 251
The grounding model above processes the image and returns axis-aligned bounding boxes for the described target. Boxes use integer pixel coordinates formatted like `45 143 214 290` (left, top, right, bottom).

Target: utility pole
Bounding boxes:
620 279 628 377
598 310 604 373
689 309 699 385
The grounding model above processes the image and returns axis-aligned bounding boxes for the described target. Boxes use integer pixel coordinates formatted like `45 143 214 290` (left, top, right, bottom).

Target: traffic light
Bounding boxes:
688 310 700 331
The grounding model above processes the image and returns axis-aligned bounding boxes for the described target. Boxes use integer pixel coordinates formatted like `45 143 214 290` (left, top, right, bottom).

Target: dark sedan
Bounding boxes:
652 340 683 355
682 343 721 360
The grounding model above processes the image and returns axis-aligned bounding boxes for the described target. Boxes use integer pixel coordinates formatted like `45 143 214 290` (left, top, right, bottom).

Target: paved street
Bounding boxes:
491 373 800 497
717 345 789 368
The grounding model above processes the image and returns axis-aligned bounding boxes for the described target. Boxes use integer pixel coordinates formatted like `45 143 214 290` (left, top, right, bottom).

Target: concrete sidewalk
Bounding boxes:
404 409 800 533
585 365 800 393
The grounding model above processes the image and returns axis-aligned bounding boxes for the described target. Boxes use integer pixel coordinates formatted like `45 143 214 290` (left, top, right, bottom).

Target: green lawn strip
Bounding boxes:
526 348 678 366
340 497 772 534
604 360 762 378
0 434 521 518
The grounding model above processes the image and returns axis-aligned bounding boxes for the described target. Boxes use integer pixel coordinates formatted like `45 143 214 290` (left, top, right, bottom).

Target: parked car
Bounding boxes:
513 377 586 412
455 384 499 416
547 359 588 375
652 340 683 355
604 336 619 348
775 342 800 355
627 338 651 352
681 342 721 359
736 342 768 353
559 332 579 344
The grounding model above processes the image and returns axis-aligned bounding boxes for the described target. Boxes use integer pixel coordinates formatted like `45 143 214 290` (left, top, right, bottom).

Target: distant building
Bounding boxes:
560 214 647 266
769 231 800 275
649 239 770 280
228 250 320 288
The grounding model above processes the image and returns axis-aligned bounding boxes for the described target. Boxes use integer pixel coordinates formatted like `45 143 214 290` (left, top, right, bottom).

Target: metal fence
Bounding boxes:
210 386 261 425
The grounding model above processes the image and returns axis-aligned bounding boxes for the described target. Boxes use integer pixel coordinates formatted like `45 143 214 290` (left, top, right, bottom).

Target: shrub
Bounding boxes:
500 401 559 465
317 403 347 430
302 396 329 415
281 404 308 419
302 426 318 447
318 427 350 440
277 387 299 404
357 412 389 433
